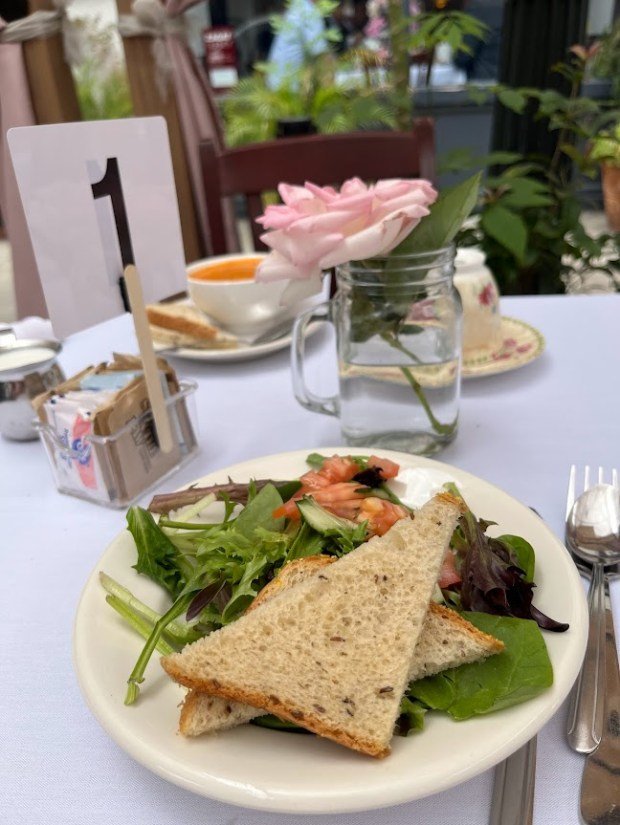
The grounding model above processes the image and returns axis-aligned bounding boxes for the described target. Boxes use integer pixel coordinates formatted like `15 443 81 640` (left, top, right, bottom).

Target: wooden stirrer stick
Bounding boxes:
123 264 174 453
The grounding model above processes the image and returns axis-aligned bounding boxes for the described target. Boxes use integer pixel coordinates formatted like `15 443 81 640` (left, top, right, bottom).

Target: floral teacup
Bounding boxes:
453 248 502 353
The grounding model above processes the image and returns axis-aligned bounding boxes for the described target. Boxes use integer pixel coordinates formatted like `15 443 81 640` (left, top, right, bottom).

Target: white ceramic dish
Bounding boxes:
74 448 587 815
187 254 289 338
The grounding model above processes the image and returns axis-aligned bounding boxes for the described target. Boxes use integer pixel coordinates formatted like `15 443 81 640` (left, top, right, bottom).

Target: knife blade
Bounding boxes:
580 608 620 824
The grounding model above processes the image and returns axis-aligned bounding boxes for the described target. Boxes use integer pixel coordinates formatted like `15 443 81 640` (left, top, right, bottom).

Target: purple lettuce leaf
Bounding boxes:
458 510 569 633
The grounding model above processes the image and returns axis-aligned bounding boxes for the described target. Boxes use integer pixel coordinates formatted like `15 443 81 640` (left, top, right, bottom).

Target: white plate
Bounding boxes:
74 448 587 814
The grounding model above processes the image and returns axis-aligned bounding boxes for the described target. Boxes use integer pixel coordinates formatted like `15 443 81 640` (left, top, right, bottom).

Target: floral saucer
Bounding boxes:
462 317 545 379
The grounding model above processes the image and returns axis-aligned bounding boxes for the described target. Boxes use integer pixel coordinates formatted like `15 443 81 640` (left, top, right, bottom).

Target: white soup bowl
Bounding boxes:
187 254 292 338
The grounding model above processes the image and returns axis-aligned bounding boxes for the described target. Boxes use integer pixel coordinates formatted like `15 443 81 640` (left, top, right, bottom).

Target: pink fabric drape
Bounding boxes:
163 0 239 253
0 19 47 318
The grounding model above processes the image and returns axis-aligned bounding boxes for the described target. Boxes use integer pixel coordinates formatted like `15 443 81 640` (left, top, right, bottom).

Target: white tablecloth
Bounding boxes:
2 294 619 825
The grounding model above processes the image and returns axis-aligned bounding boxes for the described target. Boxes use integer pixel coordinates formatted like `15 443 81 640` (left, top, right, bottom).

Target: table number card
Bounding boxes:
8 117 186 337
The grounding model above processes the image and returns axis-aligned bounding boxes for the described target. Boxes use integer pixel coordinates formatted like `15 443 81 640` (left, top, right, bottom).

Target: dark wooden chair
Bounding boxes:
199 119 436 255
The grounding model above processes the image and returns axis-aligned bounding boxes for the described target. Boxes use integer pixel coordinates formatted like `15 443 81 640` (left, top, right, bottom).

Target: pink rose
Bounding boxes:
255 178 437 293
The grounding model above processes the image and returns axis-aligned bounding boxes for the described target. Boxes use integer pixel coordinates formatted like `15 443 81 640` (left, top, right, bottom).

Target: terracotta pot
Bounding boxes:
602 163 620 232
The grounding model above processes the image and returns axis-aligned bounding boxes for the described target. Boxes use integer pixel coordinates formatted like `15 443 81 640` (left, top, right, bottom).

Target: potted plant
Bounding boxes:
589 124 620 231
223 51 397 146
453 45 620 294
223 0 486 144
590 18 620 104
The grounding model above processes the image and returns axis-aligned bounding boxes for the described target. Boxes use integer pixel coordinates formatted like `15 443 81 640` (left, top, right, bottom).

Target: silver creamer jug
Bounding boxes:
0 329 64 440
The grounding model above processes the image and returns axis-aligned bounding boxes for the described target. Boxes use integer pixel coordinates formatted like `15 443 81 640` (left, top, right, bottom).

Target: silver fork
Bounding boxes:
565 465 620 579
565 464 620 754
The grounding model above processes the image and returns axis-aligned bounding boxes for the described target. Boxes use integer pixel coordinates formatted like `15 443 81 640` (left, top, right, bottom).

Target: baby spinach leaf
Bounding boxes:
234 484 285 538
306 452 328 469
251 715 310 733
408 613 553 721
395 696 428 736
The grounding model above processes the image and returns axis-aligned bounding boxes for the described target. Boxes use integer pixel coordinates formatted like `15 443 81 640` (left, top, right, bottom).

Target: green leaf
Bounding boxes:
408 613 553 720
497 88 527 114
497 535 536 581
394 172 482 254
233 483 285 539
274 480 302 502
252 715 310 733
127 507 186 599
437 147 477 174
395 696 428 735
501 192 555 209
306 452 327 469
286 522 326 561
482 151 525 166
468 86 489 105
481 205 527 263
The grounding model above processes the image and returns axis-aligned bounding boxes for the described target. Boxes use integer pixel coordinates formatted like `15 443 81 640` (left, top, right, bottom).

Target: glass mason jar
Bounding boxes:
292 247 462 455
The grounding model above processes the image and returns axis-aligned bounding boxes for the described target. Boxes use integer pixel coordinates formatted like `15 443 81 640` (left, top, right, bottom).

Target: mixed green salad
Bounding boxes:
101 452 568 734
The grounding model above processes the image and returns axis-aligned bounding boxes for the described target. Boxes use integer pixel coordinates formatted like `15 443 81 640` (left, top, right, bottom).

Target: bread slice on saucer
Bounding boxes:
162 493 463 758
146 303 237 349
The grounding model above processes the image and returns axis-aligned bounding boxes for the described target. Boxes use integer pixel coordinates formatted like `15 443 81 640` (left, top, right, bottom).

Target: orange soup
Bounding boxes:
190 257 263 282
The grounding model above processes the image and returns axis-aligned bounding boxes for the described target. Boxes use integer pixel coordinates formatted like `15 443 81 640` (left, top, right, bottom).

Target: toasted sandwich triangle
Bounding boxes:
162 492 462 758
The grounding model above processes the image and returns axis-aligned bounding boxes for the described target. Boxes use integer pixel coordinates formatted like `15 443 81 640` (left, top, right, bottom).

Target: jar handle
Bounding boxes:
291 302 339 418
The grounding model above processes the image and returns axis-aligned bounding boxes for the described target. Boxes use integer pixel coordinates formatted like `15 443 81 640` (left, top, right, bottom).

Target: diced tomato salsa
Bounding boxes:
273 454 407 536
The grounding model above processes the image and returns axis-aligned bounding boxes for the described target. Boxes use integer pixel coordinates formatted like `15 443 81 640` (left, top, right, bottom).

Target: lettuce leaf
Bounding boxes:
127 506 188 599
456 501 568 632
407 613 553 721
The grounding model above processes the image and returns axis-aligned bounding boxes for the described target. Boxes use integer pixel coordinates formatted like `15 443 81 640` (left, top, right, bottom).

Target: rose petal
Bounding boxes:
331 191 375 213
291 209 359 234
262 226 344 268
371 191 434 219
256 204 302 230
280 275 324 305
278 183 314 205
340 177 369 196
304 182 338 203
375 179 437 204
372 200 430 226
318 215 407 268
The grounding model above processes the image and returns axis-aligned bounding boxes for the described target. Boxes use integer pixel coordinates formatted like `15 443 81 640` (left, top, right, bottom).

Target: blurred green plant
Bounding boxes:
590 123 620 167
224 52 396 146
387 6 488 129
590 18 620 103
224 1 486 142
71 17 133 121
449 150 619 293
75 60 133 121
269 0 342 49
449 47 620 294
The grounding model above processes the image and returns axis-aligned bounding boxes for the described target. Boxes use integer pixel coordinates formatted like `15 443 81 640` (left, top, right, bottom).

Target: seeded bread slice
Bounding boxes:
179 557 504 737
146 303 237 349
162 493 462 758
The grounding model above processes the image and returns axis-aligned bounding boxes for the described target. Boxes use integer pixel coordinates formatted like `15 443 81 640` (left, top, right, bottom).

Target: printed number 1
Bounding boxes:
90 157 135 267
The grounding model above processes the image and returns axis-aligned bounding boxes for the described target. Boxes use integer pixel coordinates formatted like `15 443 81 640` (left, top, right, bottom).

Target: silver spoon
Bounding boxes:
565 483 620 753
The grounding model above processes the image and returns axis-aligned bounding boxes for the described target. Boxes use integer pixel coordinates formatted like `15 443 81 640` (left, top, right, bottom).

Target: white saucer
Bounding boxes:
462 317 545 379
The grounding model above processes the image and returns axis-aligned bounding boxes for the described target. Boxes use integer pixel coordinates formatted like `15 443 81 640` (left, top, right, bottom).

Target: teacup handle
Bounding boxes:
291 302 339 418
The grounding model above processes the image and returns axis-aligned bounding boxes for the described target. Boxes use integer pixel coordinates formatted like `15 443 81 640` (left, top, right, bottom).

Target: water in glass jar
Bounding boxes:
339 358 459 455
